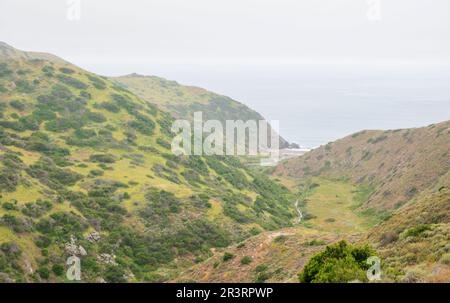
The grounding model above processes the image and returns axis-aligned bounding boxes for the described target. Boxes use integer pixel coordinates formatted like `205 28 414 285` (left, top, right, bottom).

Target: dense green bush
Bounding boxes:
21 200 53 218
139 189 181 225
403 224 432 238
15 79 34 93
0 63 12 77
27 157 82 189
36 212 89 239
57 74 88 89
59 67 75 74
240 256 252 265
52 264 65 276
223 252 235 262
9 100 25 111
299 241 376 283
86 74 107 89
98 101 120 113
37 267 50 279
206 156 248 189
89 154 117 163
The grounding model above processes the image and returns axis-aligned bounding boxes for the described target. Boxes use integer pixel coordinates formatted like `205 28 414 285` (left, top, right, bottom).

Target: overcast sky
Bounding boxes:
1 0 449 74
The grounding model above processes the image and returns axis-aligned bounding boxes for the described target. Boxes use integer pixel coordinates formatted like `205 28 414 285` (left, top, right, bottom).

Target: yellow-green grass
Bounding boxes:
303 178 369 234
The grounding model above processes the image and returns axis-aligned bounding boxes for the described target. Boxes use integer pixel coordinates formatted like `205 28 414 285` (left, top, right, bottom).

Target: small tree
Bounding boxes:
240 256 252 265
223 252 235 262
299 240 376 283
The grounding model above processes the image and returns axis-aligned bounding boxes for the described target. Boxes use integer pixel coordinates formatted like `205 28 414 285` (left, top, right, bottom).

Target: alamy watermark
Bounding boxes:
66 256 81 281
366 0 382 21
67 0 82 21
366 256 382 281
171 112 280 166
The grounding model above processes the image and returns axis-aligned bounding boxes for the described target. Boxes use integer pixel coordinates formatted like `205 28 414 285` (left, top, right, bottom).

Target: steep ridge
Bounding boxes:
112 74 293 148
0 42 296 282
273 121 450 213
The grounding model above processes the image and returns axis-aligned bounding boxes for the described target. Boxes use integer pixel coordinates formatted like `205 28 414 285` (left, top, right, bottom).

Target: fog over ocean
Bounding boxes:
94 62 450 149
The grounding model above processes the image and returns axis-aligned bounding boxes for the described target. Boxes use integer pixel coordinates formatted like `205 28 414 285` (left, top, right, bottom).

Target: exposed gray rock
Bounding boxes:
97 253 117 266
86 231 101 243
65 235 87 256
0 272 14 283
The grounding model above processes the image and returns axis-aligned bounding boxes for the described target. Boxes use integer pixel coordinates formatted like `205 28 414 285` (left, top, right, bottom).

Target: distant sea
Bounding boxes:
98 62 450 149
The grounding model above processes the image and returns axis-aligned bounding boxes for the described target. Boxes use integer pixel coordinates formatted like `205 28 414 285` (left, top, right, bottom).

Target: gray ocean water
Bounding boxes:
104 63 450 149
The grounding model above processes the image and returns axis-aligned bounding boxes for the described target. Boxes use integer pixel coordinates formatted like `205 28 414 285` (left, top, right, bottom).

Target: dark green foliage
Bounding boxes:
240 256 252 265
27 157 82 189
139 189 181 225
85 111 106 123
0 214 31 233
104 266 126 283
42 65 54 77
21 200 53 218
66 128 117 148
36 212 89 239
15 79 34 93
0 152 23 192
31 108 57 122
223 252 235 262
89 154 116 163
156 138 171 149
2 202 17 211
80 91 91 99
368 135 388 144
98 101 120 113
128 113 155 135
111 93 134 110
86 74 107 89
59 67 75 74
0 242 22 259
254 272 271 283
89 169 104 177
52 264 64 276
403 224 432 238
206 156 248 189
171 219 230 254
9 100 25 111
152 164 180 184
0 242 22 280
37 267 50 279
0 63 12 77
57 74 88 89
222 195 253 224
35 236 52 248
25 132 70 160
255 264 268 273
299 241 376 283
186 156 209 175
157 113 174 136
0 170 20 192
190 194 211 209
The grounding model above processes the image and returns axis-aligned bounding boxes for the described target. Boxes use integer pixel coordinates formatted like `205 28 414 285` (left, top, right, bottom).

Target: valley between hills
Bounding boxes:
0 42 448 283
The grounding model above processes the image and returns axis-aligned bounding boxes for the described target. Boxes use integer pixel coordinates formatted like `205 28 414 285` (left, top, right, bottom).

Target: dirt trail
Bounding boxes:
294 199 303 223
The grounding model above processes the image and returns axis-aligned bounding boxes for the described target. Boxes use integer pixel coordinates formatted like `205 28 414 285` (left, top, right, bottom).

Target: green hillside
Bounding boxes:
0 42 296 282
271 122 450 282
179 122 449 283
112 74 292 148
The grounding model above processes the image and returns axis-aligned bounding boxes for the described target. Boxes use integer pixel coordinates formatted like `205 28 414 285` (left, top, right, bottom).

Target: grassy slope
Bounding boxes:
176 176 369 282
182 122 450 282
0 43 296 282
